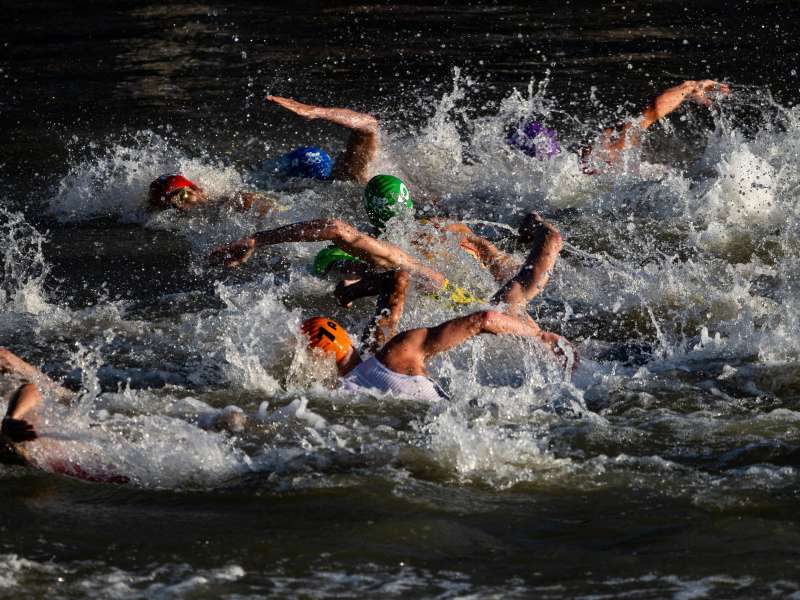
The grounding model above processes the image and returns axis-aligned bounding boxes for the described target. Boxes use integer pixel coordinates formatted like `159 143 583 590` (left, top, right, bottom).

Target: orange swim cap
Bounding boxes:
148 173 200 210
301 317 353 364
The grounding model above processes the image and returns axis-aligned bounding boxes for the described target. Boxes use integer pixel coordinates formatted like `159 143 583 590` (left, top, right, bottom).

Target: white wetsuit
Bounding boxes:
339 357 449 402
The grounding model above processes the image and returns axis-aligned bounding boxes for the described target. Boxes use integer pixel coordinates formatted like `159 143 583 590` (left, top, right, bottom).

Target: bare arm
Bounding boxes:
0 348 72 403
597 79 730 161
491 213 563 315
209 219 445 287
1 383 42 443
441 222 521 283
358 270 410 354
378 310 565 376
267 95 378 184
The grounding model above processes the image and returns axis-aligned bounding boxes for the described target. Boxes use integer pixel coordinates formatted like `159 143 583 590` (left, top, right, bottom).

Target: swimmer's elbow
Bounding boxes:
393 270 410 287
544 226 563 252
360 114 379 135
327 218 358 244
476 310 502 335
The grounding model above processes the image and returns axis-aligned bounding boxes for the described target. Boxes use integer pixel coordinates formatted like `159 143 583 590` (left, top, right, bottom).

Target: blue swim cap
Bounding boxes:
279 146 333 179
506 120 561 159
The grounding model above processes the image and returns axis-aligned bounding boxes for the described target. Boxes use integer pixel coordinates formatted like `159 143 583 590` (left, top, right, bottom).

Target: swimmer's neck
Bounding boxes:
337 349 362 377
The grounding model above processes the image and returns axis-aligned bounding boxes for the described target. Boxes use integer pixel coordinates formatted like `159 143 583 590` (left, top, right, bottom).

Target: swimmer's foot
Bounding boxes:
517 212 547 245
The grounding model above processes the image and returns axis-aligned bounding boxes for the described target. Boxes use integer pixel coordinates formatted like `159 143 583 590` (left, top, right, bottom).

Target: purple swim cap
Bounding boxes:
506 120 561 159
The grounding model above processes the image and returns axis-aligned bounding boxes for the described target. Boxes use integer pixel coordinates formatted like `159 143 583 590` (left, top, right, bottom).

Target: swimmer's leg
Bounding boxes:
490 213 563 315
266 96 378 184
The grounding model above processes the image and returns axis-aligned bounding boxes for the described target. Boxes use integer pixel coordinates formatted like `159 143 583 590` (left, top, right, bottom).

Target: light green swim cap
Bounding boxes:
312 245 362 277
363 175 413 229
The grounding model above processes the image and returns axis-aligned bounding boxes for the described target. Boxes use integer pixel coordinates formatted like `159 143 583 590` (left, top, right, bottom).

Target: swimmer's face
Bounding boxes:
167 186 207 211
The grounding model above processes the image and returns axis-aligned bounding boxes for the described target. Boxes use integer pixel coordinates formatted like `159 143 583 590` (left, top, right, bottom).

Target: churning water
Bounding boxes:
2 2 800 597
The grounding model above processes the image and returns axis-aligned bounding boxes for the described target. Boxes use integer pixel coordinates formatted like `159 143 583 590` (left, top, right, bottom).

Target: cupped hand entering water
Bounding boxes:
1 416 38 443
684 79 730 107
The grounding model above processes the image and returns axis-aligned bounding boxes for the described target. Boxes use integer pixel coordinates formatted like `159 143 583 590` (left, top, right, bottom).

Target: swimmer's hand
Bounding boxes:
208 238 256 268
540 332 580 372
266 95 319 120
1 417 38 443
683 80 730 107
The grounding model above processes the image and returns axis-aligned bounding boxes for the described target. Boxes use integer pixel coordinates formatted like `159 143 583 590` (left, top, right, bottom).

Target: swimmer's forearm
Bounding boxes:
266 95 378 135
601 80 728 159
420 310 536 357
479 311 542 338
309 106 378 135
639 81 696 130
251 220 337 247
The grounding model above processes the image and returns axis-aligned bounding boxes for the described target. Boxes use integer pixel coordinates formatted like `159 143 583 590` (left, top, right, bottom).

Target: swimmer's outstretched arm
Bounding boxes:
378 310 569 376
267 96 378 184
491 213 563 315
209 219 445 287
0 348 73 403
595 79 730 162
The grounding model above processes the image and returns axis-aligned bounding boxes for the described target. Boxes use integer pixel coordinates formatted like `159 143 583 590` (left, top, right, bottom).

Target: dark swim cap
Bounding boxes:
506 120 561 159
279 146 333 179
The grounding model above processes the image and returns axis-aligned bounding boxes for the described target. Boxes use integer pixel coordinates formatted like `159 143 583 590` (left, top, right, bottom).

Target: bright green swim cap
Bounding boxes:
312 245 362 277
363 175 413 229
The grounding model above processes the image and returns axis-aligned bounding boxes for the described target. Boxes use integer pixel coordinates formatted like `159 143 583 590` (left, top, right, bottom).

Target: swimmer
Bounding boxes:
300 308 572 403
210 173 524 287
147 173 278 215
147 97 379 213
507 79 730 171
0 348 244 483
261 95 379 184
211 207 563 347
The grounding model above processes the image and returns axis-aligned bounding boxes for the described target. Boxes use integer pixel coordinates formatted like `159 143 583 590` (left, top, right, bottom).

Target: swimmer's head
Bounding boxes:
312 245 362 277
301 317 353 366
277 146 333 179
363 174 414 230
148 173 204 211
506 120 560 159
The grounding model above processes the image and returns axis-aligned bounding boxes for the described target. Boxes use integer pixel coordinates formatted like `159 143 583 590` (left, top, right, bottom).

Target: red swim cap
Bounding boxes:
148 173 200 210
301 317 353 364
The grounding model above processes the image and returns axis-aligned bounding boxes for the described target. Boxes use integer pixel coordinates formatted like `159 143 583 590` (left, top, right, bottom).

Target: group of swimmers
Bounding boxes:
1 80 729 481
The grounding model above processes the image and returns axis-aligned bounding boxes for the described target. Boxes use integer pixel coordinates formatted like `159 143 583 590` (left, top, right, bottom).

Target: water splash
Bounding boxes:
0 209 51 314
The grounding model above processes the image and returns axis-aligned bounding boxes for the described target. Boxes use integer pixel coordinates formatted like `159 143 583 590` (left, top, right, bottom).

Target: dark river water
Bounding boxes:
2 1 800 597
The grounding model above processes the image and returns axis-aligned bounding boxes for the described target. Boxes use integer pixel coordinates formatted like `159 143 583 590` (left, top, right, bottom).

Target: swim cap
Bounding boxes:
278 146 333 179
363 174 413 229
506 120 561 159
148 173 200 209
312 245 362 277
301 317 353 364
